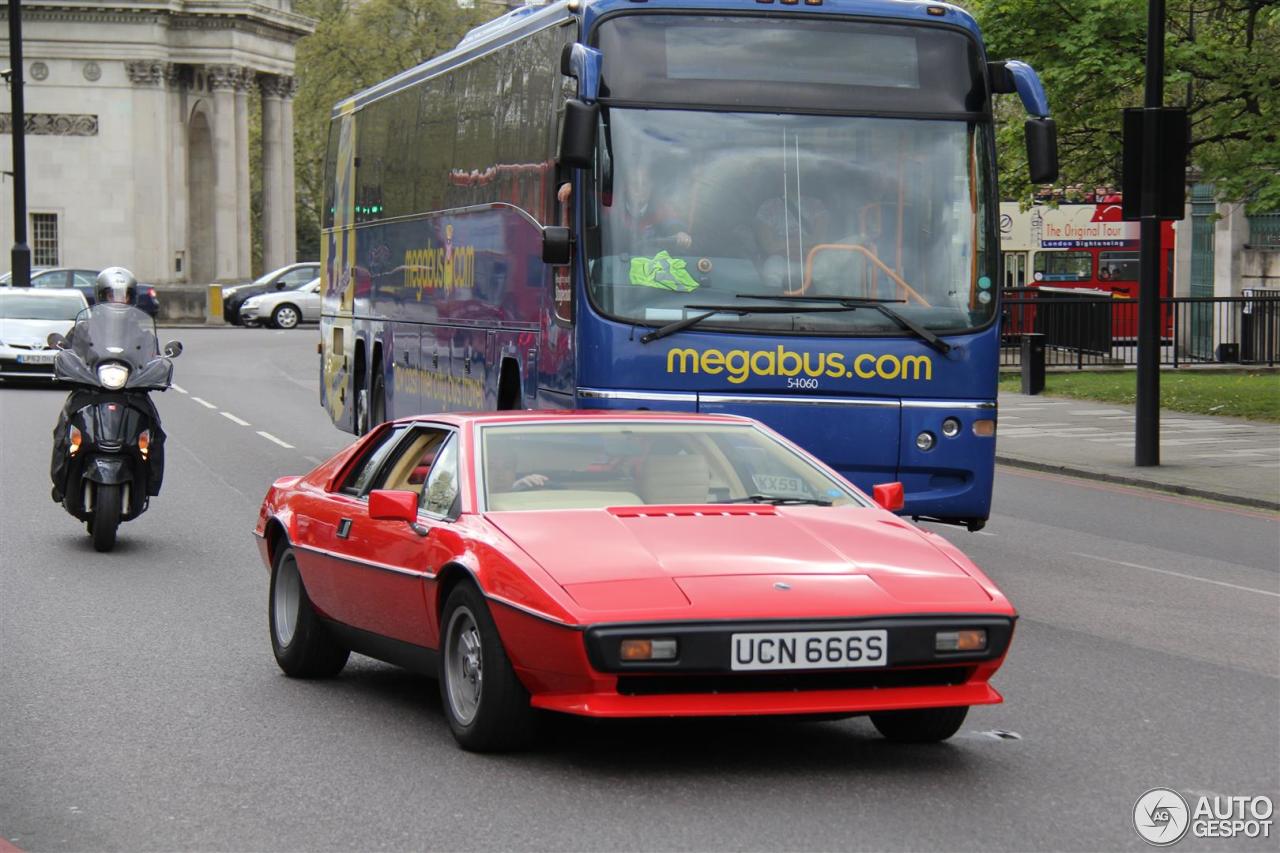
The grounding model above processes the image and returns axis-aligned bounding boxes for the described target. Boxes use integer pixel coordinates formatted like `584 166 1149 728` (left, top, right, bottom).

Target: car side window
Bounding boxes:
368 426 453 501
420 436 460 517
31 271 65 288
72 271 96 288
339 425 409 496
283 268 314 287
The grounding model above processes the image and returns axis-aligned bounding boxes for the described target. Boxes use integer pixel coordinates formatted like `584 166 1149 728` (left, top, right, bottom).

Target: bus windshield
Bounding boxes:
585 109 993 336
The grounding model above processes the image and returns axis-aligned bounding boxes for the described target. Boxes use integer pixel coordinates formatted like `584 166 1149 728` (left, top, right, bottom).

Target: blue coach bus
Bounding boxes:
319 0 1057 530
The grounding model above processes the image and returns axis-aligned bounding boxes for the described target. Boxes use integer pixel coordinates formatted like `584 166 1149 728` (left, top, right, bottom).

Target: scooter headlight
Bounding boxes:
97 362 130 389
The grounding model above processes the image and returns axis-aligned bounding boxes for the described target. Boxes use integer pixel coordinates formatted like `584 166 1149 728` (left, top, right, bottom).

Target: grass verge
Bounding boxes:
998 370 1280 421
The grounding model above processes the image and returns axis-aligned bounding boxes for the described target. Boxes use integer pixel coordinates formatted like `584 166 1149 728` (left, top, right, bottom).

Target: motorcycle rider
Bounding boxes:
50 267 168 503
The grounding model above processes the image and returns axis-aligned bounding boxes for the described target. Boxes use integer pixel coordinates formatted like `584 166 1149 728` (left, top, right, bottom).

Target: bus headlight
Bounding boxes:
941 417 962 438
97 362 130 389
915 431 936 451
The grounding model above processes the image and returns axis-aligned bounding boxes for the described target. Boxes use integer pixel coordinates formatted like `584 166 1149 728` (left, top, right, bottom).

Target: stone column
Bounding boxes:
260 74 289 272
280 77 298 263
125 61 173 284
208 65 240 282
233 69 253 280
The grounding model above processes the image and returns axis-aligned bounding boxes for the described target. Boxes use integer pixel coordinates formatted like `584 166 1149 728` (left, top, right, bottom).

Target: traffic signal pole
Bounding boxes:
8 0 32 288
1135 0 1166 466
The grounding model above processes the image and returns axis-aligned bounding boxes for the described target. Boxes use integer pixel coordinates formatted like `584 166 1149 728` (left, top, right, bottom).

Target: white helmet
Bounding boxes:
95 267 138 305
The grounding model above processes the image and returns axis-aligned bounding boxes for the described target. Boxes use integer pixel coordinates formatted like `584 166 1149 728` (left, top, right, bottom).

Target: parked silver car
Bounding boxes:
239 277 320 329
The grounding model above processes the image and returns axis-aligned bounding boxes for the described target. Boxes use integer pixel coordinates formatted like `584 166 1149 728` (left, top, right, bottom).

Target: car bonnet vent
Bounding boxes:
607 505 779 519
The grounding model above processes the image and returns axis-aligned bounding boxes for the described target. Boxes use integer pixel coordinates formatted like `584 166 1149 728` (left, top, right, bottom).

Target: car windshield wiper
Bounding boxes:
639 303 855 344
717 494 833 506
733 294 952 355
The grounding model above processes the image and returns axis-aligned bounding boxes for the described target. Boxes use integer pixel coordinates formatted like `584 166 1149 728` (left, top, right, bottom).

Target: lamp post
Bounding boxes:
7 0 31 288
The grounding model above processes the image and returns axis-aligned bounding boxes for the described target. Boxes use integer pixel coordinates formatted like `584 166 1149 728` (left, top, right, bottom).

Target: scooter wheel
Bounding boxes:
91 483 122 552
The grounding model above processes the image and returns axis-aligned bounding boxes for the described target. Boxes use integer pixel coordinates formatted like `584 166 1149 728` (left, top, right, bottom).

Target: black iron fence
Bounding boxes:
1000 290 1280 368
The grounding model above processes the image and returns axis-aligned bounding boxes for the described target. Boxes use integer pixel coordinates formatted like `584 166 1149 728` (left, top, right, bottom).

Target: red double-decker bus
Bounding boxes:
999 201 1175 338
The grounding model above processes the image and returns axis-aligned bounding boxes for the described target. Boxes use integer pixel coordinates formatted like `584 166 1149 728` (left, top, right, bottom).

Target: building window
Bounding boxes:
31 213 59 267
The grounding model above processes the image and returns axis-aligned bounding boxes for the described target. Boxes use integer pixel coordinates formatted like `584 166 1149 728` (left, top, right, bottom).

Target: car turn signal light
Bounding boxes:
68 425 82 455
936 629 986 653
620 638 678 661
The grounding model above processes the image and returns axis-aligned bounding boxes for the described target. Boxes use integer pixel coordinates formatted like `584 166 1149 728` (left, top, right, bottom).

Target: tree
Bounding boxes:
969 0 1280 210
292 0 496 259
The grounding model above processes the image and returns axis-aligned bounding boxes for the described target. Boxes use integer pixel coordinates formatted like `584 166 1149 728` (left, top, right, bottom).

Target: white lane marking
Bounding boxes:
190 397 217 409
1073 553 1280 598
304 456 322 465
220 412 251 427
171 384 188 394
257 430 294 449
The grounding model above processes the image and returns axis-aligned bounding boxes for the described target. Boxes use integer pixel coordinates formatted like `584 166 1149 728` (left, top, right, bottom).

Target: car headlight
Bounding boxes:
97 362 130 389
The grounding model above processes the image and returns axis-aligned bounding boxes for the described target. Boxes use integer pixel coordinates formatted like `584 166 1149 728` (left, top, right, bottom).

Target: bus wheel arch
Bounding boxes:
370 341 386 428
353 340 368 435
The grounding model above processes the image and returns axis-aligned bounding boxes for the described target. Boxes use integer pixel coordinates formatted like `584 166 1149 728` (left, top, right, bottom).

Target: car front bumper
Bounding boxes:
0 347 59 379
493 606 1016 718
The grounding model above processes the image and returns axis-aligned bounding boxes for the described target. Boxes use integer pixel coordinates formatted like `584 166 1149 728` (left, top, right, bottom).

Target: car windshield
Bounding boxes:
479 421 864 511
585 109 995 335
0 292 84 320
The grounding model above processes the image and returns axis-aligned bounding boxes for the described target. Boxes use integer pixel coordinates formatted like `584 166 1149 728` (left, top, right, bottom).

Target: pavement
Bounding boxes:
997 390 1280 511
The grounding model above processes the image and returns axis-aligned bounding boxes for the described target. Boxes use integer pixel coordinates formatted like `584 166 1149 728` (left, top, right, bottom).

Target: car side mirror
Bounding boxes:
369 489 430 536
163 340 183 358
872 482 905 512
47 332 67 349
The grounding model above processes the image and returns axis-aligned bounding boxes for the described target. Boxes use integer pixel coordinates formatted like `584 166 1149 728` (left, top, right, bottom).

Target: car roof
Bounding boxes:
0 285 88 300
390 410 757 429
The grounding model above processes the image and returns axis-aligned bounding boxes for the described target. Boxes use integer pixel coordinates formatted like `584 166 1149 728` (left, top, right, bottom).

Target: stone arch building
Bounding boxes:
1 1 314 289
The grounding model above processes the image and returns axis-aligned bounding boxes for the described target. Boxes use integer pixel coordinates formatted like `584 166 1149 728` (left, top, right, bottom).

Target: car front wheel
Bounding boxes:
269 546 349 678
440 582 537 752
272 304 301 329
870 705 969 743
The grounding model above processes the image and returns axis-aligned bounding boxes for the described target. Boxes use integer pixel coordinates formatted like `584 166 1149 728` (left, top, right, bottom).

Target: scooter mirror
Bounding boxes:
47 332 67 349
163 340 184 358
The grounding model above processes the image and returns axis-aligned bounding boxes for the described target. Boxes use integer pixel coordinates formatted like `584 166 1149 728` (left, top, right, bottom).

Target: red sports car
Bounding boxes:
255 411 1015 751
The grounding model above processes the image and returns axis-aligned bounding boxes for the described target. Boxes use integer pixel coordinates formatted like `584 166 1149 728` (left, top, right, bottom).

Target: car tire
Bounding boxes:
90 482 122 552
870 705 969 743
272 304 301 330
269 546 350 678
440 582 537 752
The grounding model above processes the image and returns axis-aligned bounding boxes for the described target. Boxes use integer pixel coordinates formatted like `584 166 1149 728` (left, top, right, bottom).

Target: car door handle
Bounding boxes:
337 518 352 539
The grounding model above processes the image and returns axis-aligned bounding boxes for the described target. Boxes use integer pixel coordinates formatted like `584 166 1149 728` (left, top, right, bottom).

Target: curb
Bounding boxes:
995 455 1280 513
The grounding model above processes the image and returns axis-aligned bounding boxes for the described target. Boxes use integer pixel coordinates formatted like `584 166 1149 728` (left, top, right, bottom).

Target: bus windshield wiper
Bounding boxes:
734 294 952 355
717 494 833 506
639 303 855 344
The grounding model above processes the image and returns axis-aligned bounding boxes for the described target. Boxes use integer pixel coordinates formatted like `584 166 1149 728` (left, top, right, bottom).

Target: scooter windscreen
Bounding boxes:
57 304 172 390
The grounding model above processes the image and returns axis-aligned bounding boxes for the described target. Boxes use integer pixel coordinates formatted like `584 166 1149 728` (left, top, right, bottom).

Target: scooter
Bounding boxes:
48 303 182 552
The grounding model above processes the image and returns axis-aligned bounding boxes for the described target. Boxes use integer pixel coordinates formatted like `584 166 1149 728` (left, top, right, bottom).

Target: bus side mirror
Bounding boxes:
559 99 598 170
543 226 572 265
1025 118 1059 185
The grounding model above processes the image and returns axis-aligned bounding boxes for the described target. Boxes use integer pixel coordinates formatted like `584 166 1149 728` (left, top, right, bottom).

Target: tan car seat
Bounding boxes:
637 453 711 505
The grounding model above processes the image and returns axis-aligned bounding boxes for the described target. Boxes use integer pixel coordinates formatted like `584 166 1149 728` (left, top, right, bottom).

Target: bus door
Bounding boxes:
1002 251 1028 289
696 397 900 496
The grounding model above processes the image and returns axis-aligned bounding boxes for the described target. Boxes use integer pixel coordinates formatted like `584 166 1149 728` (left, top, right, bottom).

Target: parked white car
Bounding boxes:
239 277 320 329
0 287 89 381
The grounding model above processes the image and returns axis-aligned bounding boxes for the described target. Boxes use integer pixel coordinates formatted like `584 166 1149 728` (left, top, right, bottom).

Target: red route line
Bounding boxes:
999 465 1279 520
